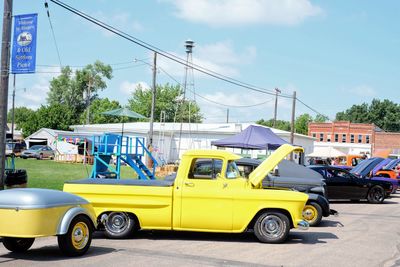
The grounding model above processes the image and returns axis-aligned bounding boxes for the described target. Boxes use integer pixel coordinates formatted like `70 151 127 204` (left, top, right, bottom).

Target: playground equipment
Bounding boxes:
90 133 157 180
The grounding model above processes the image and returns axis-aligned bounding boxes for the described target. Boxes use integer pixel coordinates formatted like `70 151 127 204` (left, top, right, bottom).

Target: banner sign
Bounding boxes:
11 13 38 74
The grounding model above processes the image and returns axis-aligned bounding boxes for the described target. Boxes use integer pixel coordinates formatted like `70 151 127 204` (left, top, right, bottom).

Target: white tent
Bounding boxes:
307 147 346 158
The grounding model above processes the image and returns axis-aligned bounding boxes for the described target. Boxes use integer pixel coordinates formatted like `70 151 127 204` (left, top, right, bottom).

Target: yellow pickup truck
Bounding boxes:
63 144 309 243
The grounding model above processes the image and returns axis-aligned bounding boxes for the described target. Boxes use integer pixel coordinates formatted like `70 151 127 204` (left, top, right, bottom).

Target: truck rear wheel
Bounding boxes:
104 212 135 239
3 237 35 252
254 211 290 243
302 202 323 226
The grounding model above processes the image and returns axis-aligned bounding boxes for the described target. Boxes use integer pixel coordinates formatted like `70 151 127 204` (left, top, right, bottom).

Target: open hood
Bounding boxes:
249 144 304 187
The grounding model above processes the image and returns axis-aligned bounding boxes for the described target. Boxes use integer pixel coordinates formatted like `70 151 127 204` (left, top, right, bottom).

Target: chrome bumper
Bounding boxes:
297 220 309 230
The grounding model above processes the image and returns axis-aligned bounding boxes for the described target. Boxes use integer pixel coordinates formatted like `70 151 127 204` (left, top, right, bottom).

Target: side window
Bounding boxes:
226 161 240 179
190 158 222 180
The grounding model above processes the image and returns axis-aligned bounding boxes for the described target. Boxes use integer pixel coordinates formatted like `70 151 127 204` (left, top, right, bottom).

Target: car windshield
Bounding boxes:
226 160 240 179
29 145 43 151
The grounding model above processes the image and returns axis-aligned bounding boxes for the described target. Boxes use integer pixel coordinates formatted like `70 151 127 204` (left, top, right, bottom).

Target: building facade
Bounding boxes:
308 121 400 157
308 121 374 155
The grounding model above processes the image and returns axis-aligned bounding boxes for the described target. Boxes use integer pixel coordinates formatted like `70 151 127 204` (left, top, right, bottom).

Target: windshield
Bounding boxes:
226 160 240 179
29 145 43 151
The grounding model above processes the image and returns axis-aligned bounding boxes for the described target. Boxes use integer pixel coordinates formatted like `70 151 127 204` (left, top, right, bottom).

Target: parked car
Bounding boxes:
20 145 55 160
308 165 393 203
374 158 400 179
349 157 398 193
236 158 338 226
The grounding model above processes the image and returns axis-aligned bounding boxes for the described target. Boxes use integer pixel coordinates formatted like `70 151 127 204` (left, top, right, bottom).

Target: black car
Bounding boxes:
236 158 338 227
308 165 392 204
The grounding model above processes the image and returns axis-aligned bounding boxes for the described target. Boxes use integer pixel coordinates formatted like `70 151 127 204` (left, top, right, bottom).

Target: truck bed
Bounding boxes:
65 178 174 187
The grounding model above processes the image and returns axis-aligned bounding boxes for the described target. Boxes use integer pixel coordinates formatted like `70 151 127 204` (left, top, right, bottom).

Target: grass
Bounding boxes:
14 158 138 191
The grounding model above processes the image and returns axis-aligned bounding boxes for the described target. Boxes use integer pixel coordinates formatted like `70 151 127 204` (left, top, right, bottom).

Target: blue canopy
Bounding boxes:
211 125 289 150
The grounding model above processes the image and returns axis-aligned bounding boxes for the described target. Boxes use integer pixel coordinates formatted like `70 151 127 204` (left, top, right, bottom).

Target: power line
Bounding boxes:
44 1 63 67
296 97 331 121
157 65 274 108
48 0 293 98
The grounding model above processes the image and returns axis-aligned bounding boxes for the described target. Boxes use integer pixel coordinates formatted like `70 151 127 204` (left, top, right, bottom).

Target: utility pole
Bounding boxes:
290 91 296 160
11 74 15 141
273 88 281 128
86 75 91 125
177 39 194 158
226 108 229 123
149 52 157 147
0 0 13 190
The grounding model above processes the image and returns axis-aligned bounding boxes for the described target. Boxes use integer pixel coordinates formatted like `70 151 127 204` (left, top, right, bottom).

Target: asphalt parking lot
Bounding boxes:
1 196 400 267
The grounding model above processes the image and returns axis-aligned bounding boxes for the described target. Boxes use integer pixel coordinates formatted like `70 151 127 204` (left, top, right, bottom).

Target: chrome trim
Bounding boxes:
297 220 309 230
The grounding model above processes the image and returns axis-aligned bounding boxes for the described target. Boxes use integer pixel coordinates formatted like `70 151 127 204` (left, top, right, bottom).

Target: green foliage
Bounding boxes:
314 114 328 123
127 83 203 122
7 107 35 130
335 99 400 131
47 61 113 121
295 113 313 135
79 98 123 124
256 118 291 131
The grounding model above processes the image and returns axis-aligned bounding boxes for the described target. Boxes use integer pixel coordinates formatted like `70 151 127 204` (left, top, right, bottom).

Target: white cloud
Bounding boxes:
157 41 257 79
196 89 292 123
91 11 143 37
120 81 150 95
167 0 323 27
344 85 377 97
13 67 58 110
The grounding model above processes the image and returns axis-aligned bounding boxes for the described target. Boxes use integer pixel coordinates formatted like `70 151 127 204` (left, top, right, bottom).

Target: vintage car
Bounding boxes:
0 188 97 256
350 157 398 193
308 165 393 203
375 158 400 180
236 158 338 227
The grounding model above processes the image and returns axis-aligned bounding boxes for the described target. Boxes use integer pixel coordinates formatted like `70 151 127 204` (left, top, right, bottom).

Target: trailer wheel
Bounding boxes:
58 215 93 257
2 237 35 252
104 212 135 239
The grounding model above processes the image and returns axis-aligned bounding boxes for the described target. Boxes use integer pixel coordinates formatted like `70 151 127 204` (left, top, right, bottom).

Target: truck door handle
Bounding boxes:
185 182 194 187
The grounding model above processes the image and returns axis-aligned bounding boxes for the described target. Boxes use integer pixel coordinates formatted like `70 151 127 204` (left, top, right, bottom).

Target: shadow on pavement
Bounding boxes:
94 230 258 243
318 220 344 228
288 231 338 244
0 246 115 262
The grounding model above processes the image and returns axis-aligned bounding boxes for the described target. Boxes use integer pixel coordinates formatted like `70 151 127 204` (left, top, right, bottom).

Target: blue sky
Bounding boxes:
5 0 400 123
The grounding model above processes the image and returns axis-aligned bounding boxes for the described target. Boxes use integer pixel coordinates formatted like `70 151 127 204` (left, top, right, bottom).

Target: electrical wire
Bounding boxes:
296 97 331 121
48 0 292 98
156 65 274 108
44 1 63 67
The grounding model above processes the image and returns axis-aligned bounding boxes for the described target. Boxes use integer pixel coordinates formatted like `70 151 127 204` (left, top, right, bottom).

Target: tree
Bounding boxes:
295 113 313 135
314 114 328 123
256 118 291 131
127 83 203 122
47 61 113 122
335 99 400 131
79 98 123 124
7 107 35 130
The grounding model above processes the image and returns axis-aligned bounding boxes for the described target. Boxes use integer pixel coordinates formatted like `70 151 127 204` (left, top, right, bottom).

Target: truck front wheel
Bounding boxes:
104 212 135 239
2 237 35 252
254 211 290 243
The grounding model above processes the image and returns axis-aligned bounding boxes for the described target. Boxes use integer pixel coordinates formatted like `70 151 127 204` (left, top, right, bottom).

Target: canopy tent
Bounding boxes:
211 125 289 150
307 147 346 158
